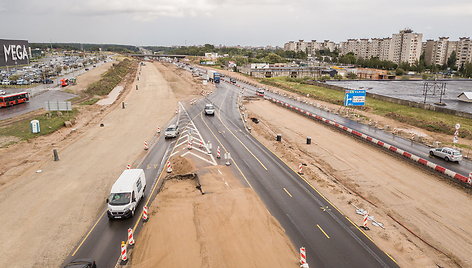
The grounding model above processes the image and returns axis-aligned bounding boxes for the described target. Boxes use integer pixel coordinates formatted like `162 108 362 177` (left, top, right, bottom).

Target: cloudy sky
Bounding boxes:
1 0 471 46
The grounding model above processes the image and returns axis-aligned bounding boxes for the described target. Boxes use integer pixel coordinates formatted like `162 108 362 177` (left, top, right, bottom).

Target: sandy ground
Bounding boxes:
0 61 199 267
67 61 118 94
245 99 472 267
131 156 298 268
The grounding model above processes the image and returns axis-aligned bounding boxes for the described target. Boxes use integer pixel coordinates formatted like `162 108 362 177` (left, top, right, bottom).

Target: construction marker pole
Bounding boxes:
468 172 472 185
300 247 307 265
142 206 149 221
120 241 128 264
144 141 149 150
127 164 131 169
166 161 172 173
157 127 161 134
188 136 192 150
361 213 370 230
216 146 221 159
298 163 303 175
128 228 135 246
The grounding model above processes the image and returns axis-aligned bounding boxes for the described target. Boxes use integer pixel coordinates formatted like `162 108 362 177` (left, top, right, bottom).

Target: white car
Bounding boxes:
0 90 5 95
204 104 215 115
429 147 462 162
1 80 10 85
164 124 180 138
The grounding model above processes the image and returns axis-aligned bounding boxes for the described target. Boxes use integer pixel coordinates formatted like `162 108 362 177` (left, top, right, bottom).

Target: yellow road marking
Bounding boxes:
252 136 398 262
317 224 330 239
216 113 268 170
283 187 293 197
71 210 106 256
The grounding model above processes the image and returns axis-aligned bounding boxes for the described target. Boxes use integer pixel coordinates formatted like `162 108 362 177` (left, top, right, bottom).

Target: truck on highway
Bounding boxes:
106 169 146 220
207 70 220 83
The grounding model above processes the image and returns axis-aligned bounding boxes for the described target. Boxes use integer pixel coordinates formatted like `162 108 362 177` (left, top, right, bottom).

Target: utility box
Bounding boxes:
30 120 40 133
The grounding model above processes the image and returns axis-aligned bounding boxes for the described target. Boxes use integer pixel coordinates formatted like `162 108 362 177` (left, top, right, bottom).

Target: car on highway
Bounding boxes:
165 124 180 138
107 169 146 219
256 88 265 97
429 147 463 162
204 104 215 116
63 258 97 268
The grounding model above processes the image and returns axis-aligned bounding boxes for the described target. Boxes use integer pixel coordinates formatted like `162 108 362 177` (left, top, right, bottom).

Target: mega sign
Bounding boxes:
344 89 366 106
0 39 31 67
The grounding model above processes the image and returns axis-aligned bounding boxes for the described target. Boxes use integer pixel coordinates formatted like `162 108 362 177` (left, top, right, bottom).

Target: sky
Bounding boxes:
1 0 471 47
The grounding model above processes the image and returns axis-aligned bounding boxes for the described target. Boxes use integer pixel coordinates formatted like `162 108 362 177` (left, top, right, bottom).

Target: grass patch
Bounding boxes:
80 98 100 105
259 77 472 139
86 59 134 96
0 110 78 142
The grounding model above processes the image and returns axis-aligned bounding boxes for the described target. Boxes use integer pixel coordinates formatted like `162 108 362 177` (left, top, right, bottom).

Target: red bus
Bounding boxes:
0 92 30 108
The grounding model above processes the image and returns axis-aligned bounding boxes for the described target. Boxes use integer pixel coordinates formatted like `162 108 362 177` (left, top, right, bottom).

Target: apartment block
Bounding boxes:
456 37 472 68
283 39 336 55
424 37 450 66
389 29 423 65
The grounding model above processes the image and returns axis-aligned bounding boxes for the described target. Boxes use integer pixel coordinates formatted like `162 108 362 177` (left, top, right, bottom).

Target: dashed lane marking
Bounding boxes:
317 224 331 239
283 187 293 198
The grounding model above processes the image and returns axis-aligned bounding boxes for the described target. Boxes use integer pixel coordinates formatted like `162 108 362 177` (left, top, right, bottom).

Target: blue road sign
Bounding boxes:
344 90 366 106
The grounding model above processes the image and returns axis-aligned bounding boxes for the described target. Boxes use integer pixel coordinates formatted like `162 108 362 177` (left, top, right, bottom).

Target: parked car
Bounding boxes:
43 78 54 84
164 124 180 138
63 258 97 268
230 78 236 84
429 147 462 162
0 90 6 95
204 104 215 116
1 79 10 85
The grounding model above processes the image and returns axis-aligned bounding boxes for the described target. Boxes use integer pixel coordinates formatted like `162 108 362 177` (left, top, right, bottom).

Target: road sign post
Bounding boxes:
344 90 366 106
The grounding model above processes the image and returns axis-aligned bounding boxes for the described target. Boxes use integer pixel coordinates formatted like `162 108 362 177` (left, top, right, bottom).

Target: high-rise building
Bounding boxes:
456 37 472 68
389 29 423 65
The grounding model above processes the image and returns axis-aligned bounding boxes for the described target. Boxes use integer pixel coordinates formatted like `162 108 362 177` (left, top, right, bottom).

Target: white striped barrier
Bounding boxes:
144 141 149 150
126 164 131 169
142 206 149 221
120 241 128 263
361 213 370 230
128 228 135 246
268 97 470 186
298 163 303 175
300 247 307 265
166 161 172 173
217 146 221 159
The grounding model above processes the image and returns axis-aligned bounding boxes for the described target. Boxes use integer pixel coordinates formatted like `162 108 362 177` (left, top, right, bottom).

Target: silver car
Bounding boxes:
164 124 179 139
429 147 462 162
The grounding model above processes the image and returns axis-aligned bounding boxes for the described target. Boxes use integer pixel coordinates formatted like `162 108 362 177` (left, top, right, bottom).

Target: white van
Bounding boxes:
106 169 146 220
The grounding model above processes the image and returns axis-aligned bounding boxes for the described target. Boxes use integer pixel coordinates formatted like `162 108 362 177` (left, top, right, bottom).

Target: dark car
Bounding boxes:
230 78 236 84
64 258 96 268
43 78 54 84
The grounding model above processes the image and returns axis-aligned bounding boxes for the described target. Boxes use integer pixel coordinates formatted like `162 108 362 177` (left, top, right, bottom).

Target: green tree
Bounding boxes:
263 53 285 64
333 74 343 80
395 68 405 76
447 51 457 69
346 72 357 79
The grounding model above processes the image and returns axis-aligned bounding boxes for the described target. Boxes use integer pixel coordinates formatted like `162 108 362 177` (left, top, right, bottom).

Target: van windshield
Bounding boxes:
109 192 131 205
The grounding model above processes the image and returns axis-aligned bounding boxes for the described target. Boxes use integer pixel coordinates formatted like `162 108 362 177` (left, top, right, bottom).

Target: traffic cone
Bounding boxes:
300 247 307 265
128 228 135 246
144 141 149 150
127 164 131 169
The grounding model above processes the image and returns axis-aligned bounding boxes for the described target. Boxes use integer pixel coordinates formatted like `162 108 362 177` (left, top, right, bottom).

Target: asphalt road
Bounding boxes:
64 126 178 267
230 78 472 178
184 80 398 267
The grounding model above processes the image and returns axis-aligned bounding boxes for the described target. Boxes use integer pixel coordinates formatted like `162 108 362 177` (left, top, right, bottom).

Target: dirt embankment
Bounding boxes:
0 61 194 267
131 156 298 268
67 61 118 94
245 99 472 267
